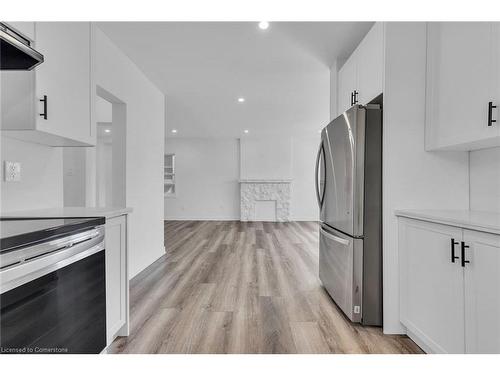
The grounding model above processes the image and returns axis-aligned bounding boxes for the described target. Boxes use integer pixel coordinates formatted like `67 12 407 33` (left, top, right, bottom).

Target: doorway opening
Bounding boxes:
95 86 126 208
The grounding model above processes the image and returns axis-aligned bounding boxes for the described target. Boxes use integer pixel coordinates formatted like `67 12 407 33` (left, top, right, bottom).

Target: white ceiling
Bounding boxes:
97 22 373 138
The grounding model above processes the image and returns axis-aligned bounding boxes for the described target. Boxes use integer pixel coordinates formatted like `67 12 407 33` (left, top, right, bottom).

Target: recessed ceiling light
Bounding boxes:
258 21 269 30
105 129 111 133
244 129 249 134
238 97 245 103
171 129 177 133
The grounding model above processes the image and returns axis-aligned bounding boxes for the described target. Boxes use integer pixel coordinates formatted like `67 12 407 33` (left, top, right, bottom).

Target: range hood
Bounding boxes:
0 23 44 70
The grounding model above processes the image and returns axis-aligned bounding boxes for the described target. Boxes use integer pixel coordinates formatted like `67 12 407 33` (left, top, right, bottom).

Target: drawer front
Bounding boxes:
319 225 362 322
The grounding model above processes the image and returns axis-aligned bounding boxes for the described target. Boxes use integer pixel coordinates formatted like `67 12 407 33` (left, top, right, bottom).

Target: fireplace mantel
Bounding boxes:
239 179 292 222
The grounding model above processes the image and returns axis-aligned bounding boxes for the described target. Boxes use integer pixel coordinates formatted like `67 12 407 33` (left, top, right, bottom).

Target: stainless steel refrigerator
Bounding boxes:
315 104 382 326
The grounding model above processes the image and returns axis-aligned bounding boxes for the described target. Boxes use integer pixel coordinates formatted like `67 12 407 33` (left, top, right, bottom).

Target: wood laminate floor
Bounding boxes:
108 221 422 354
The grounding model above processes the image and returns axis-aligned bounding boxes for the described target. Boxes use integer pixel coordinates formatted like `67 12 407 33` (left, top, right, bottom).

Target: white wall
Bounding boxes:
292 137 320 221
470 147 500 213
164 138 240 221
92 26 165 278
1 137 63 212
95 139 113 207
164 136 319 221
382 22 470 333
240 137 292 180
329 60 338 121
96 95 112 123
63 148 86 206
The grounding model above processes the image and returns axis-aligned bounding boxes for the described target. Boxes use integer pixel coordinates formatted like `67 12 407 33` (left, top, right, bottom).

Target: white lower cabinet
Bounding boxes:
463 229 500 353
399 217 500 353
105 215 129 345
399 219 464 353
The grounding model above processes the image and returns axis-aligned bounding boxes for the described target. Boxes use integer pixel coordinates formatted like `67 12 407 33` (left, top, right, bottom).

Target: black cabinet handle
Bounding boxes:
39 95 48 120
488 101 496 127
350 92 354 106
461 241 470 267
353 90 359 104
450 238 459 263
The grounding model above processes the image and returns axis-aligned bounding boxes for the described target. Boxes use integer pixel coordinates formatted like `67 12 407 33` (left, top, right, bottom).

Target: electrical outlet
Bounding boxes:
4 161 21 182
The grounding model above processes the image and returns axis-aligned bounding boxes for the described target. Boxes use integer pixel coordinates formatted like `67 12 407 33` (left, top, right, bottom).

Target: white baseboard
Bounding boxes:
165 217 318 222
129 247 164 279
164 217 240 221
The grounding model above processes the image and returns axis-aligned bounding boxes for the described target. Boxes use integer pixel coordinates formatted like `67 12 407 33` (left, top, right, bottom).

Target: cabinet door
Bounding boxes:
491 23 500 140
35 22 93 144
357 22 384 105
1 70 36 130
337 52 357 115
426 22 497 150
399 218 465 353
464 229 500 353
105 215 128 344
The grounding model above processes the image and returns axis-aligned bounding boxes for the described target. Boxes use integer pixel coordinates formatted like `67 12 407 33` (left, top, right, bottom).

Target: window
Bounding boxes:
164 154 175 197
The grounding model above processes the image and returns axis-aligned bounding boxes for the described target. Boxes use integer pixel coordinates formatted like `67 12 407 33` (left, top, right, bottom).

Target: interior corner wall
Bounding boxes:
93 25 165 278
382 22 470 334
329 60 338 121
164 137 240 221
1 137 63 213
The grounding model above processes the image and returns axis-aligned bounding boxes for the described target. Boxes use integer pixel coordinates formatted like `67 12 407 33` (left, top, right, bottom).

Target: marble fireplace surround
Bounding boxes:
239 179 292 222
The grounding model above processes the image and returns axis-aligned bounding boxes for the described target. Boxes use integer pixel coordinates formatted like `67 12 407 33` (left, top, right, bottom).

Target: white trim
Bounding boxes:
164 217 318 222
164 217 240 221
239 179 292 183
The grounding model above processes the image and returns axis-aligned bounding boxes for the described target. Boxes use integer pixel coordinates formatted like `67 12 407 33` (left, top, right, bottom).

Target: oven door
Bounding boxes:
0 230 106 354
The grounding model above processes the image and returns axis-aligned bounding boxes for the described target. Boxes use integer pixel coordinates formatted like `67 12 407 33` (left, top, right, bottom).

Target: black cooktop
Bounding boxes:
0 217 105 253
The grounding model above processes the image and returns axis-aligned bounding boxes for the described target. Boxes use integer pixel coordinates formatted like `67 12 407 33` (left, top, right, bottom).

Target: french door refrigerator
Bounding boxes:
315 104 382 326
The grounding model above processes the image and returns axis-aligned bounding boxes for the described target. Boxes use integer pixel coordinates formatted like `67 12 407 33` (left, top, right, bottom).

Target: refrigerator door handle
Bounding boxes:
320 227 350 246
315 141 323 209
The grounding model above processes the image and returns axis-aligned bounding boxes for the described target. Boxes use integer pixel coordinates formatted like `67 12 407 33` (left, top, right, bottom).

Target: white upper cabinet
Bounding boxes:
493 23 500 138
426 23 500 151
357 22 384 105
1 22 94 146
464 229 500 354
35 22 93 145
337 23 384 116
338 51 358 115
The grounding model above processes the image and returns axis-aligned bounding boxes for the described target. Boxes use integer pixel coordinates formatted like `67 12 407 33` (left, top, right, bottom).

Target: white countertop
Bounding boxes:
1 207 132 220
395 209 500 235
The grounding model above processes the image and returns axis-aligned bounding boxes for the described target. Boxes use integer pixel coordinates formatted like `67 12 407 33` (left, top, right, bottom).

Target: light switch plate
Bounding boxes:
4 161 21 182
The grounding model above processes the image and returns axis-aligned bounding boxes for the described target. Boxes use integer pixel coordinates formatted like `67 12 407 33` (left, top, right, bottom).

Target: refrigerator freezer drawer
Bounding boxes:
319 224 363 323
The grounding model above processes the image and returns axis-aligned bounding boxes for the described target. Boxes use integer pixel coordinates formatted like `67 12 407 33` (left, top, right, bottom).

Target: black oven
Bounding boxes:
0 222 106 354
